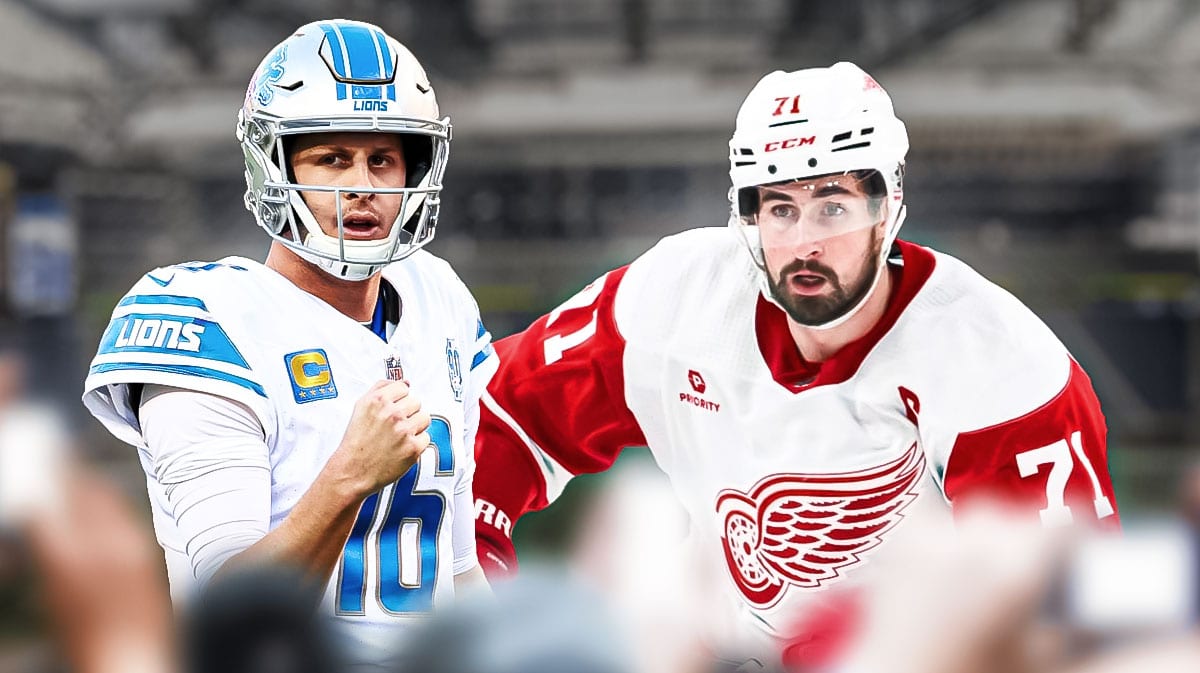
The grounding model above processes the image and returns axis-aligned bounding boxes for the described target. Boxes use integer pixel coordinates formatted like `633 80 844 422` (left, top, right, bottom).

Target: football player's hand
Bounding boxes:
333 379 431 496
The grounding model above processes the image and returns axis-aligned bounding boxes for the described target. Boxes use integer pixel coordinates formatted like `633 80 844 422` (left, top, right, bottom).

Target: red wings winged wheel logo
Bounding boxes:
717 444 926 609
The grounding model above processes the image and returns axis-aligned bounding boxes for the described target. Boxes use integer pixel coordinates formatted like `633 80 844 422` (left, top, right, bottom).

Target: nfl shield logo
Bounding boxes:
385 355 404 381
445 339 463 402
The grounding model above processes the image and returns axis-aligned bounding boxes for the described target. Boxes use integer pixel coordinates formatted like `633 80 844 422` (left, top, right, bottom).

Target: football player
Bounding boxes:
472 62 1119 668
83 19 496 669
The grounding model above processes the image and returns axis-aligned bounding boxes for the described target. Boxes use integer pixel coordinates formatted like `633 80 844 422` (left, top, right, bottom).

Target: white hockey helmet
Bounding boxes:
237 19 450 281
727 62 909 328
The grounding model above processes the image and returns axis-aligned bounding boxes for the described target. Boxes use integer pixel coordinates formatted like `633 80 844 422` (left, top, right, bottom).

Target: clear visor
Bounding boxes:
736 170 888 246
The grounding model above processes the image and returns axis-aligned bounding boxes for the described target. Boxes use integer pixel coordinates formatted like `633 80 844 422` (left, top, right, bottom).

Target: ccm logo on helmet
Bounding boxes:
763 136 815 152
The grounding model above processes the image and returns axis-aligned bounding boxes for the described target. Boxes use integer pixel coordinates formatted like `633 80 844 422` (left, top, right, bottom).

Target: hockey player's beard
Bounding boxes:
767 231 881 327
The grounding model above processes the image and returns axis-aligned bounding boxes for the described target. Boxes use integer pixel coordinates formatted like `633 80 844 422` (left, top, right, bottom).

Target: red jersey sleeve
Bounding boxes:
943 358 1119 529
473 267 648 578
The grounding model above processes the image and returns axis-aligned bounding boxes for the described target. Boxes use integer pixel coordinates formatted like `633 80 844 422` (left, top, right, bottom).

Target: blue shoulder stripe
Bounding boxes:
88 362 267 398
470 343 495 371
118 295 208 311
97 313 251 370
476 319 487 340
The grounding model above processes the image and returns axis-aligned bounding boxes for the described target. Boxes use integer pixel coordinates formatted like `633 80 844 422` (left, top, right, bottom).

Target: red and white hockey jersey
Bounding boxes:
473 227 1117 661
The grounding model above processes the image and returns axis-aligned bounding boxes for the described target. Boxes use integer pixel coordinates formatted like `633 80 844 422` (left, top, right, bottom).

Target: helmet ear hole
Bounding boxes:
737 188 759 218
854 169 888 199
280 136 298 182
400 135 433 188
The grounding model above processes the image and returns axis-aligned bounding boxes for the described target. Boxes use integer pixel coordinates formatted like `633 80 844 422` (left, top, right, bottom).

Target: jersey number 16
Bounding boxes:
336 417 453 614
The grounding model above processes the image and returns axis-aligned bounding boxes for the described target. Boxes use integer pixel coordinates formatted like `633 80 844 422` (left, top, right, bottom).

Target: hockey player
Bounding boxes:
472 62 1118 667
83 20 496 669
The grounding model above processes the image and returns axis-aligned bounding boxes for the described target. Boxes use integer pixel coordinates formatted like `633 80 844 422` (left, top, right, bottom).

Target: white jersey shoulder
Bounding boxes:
382 249 468 312
613 229 1072 437
83 257 275 447
84 252 495 448
613 226 760 352
887 250 1072 420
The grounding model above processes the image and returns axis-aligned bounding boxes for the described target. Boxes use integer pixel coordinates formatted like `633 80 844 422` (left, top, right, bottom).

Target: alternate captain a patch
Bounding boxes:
285 349 338 403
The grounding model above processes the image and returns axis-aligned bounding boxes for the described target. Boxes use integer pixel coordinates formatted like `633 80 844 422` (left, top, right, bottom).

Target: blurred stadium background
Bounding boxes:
0 0 1198 665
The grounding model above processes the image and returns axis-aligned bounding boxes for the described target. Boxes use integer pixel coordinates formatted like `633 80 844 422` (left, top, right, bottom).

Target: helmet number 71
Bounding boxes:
772 95 801 116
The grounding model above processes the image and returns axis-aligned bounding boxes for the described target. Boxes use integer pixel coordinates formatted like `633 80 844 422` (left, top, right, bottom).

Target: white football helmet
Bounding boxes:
237 19 450 280
728 62 909 329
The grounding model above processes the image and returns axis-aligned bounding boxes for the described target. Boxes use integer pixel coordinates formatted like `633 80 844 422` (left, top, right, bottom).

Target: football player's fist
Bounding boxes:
333 379 431 496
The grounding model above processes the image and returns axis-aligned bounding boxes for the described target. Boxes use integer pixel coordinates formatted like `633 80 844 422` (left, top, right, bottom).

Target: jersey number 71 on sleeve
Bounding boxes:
1015 430 1115 527
336 416 453 615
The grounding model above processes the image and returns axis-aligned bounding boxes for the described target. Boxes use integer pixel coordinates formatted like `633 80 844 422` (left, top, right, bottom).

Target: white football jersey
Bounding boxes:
83 252 497 667
472 227 1116 666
